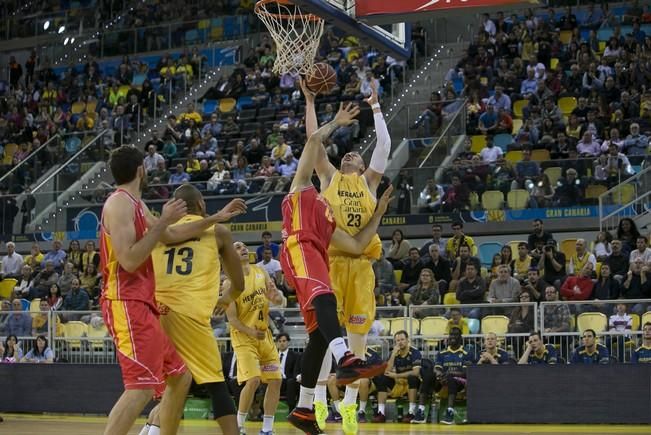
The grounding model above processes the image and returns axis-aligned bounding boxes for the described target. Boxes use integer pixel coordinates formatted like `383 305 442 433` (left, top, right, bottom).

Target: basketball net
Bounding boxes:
255 0 324 76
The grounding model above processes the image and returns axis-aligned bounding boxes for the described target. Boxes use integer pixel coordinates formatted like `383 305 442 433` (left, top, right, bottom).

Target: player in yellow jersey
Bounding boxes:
301 80 389 433
142 184 245 435
224 241 285 435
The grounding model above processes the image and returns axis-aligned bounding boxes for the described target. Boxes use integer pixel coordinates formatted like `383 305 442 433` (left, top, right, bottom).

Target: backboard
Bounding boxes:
290 0 411 60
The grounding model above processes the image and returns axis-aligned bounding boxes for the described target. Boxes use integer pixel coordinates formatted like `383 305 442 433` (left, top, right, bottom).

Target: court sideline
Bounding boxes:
2 414 649 434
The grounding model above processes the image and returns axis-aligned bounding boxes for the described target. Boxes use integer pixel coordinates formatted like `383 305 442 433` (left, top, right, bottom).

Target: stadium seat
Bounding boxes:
63 321 88 350
631 314 640 331
481 190 504 210
585 184 607 200
611 184 635 205
479 242 502 266
452 78 464 94
469 191 480 210
577 312 607 333
393 270 402 283
513 100 528 119
389 317 419 335
420 316 448 346
87 323 109 351
0 278 17 299
86 100 97 113
403 293 411 305
185 29 200 44
505 150 523 163
569 314 576 332
512 118 523 133
71 101 86 114
493 133 513 152
559 30 572 44
2 143 17 165
481 315 509 335
530 149 550 161
378 319 391 335
443 292 460 305
468 318 480 334
202 99 218 115
20 299 30 310
219 98 237 113
598 40 606 53
543 167 562 186
507 190 530 210
558 97 577 116
559 238 577 262
29 298 41 313
642 311 651 327
471 135 486 153
550 58 559 70
65 136 82 154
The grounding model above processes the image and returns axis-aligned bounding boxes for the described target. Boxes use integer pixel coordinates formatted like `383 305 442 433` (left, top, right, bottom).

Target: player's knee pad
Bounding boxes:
206 381 237 419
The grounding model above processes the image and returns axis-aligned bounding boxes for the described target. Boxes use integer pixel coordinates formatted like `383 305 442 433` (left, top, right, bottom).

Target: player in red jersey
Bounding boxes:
100 145 245 435
280 103 392 434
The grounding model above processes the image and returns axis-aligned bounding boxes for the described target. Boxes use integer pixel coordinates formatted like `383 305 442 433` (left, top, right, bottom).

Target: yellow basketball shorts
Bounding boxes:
232 330 282 384
329 255 376 335
159 309 224 384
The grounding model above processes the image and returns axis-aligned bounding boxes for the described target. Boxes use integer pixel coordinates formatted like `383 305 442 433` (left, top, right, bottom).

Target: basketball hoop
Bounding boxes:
255 0 324 75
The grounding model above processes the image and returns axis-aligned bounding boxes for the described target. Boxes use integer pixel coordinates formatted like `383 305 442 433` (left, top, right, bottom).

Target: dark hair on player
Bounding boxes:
174 184 203 215
452 221 463 229
394 330 409 339
582 328 596 338
109 146 144 185
530 331 542 340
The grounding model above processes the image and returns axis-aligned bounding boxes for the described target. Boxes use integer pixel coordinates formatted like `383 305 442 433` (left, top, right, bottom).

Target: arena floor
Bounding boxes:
3 414 649 435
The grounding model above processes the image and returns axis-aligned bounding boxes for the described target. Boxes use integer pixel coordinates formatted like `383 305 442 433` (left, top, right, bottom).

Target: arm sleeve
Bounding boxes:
369 112 391 174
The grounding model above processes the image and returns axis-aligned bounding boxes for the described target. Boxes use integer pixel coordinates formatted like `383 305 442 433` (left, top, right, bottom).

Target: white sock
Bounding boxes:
138 424 150 435
418 404 425 411
378 403 385 414
409 403 416 414
333 400 341 413
343 385 359 405
359 401 367 412
147 425 160 435
262 415 274 432
237 411 248 427
329 337 349 361
298 386 315 409
315 384 327 403
448 407 454 412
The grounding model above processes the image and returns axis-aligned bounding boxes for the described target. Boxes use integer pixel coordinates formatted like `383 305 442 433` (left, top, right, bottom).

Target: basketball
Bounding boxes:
305 62 337 95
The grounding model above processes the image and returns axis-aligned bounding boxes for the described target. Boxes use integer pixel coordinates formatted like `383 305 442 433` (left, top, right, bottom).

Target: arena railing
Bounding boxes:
599 164 651 235
1 5 99 41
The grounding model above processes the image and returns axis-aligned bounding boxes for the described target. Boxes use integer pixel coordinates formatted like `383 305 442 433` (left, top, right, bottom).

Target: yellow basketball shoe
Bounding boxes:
340 403 359 435
314 400 328 430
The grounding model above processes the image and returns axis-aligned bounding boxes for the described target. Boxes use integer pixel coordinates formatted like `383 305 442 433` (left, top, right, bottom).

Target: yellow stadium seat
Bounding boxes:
642 311 651 327
389 317 420 335
0 278 17 299
71 101 86 114
611 184 635 205
118 85 131 98
471 135 487 153
513 100 528 119
505 150 523 163
248 253 257 264
577 312 607 333
585 184 607 200
512 118 523 133
420 316 449 346
481 315 509 335
29 298 41 313
88 323 109 351
86 100 97 113
63 321 88 350
595 262 602 278
198 19 210 29
598 40 606 54
559 30 572 44
530 149 550 161
481 190 504 210
210 26 224 40
219 97 237 113
550 57 559 70
631 314 640 331
403 293 412 305
393 270 402 283
443 292 460 305
543 167 562 186
558 97 577 116
560 238 578 263
509 240 527 253
2 143 18 165
507 189 530 210
378 319 391 335
469 191 480 210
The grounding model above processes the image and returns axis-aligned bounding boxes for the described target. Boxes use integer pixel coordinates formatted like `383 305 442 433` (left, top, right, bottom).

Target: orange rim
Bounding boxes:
255 0 322 21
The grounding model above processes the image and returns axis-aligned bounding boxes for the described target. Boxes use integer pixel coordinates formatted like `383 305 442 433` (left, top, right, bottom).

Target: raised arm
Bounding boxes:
363 82 390 193
262 268 286 306
290 103 360 192
104 194 186 273
300 80 337 189
330 186 393 255
216 224 245 306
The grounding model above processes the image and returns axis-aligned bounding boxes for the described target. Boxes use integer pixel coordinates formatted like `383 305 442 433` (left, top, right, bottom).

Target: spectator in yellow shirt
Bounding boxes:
445 221 477 259
179 102 202 124
446 307 470 335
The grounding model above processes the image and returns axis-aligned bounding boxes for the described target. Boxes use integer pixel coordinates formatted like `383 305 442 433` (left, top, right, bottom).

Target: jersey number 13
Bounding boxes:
164 247 194 275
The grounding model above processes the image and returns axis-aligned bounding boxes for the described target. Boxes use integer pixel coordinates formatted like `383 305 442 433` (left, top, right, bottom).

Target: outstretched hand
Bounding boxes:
376 185 394 216
364 80 379 106
334 102 361 126
213 198 247 222
299 78 316 103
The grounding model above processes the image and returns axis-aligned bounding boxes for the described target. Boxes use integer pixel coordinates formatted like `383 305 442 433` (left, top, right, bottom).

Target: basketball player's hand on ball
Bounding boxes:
299 78 316 103
333 102 360 126
375 185 394 216
364 80 379 106
160 198 187 225
213 198 247 222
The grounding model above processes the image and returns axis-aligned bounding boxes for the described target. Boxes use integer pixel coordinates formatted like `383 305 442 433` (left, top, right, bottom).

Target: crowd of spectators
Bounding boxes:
416 1 651 213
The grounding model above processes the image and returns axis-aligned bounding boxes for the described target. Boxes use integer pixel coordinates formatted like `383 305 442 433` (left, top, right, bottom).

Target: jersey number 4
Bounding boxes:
346 213 361 227
164 247 194 275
